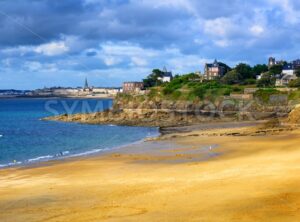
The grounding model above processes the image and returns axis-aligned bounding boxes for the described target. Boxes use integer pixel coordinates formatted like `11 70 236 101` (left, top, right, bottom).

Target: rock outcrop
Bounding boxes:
44 96 293 127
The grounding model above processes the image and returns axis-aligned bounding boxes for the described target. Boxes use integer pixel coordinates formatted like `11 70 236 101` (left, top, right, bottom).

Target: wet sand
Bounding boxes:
1 126 300 221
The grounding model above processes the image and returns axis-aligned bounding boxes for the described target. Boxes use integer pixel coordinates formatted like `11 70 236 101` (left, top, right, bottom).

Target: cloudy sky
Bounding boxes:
0 0 299 89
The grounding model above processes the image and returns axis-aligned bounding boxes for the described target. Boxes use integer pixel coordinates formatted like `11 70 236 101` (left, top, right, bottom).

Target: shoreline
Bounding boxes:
0 119 293 170
0 120 266 170
2 121 300 221
0 96 115 99
0 128 160 170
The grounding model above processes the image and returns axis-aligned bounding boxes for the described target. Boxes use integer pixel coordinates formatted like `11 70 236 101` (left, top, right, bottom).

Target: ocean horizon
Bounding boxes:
0 98 159 168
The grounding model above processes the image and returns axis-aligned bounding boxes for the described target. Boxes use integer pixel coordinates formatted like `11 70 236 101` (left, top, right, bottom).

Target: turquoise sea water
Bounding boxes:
0 98 159 168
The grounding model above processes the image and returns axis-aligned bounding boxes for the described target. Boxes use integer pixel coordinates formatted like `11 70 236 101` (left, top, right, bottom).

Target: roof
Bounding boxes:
283 63 294 70
205 62 223 68
123 81 143 84
162 72 173 77
281 74 297 80
293 59 300 65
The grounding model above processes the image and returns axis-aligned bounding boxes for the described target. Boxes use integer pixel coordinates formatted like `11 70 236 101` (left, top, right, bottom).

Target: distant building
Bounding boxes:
293 59 300 69
92 87 122 96
268 57 276 67
157 67 173 82
276 74 297 86
83 77 92 92
282 63 295 75
123 82 144 93
268 57 286 67
204 59 227 80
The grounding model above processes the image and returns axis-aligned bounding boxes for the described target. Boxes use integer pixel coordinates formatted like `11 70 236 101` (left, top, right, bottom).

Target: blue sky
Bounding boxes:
0 0 299 89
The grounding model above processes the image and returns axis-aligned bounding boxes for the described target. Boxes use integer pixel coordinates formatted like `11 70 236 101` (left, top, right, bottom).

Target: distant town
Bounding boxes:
0 78 122 98
1 57 300 98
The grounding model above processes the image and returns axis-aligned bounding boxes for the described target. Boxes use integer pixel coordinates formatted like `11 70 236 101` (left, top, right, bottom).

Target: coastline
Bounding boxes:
0 127 160 169
0 95 115 99
2 121 300 221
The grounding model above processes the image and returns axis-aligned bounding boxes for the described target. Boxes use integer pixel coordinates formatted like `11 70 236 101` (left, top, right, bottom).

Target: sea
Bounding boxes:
0 98 159 168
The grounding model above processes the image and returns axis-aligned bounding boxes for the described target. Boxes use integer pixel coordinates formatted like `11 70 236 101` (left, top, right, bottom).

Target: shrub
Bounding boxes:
171 90 182 100
257 72 276 87
221 70 241 84
288 78 300 87
254 89 283 103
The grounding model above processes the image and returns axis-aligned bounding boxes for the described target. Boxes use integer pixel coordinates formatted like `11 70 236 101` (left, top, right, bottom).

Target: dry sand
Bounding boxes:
1 126 300 221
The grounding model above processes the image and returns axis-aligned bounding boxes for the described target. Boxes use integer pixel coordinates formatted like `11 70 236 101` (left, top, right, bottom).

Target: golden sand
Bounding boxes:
1 127 300 221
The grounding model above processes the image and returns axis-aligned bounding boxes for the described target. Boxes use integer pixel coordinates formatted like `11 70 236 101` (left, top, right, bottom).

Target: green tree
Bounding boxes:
235 63 254 79
218 62 232 74
295 68 300 77
288 78 300 87
143 69 164 88
269 64 283 75
252 64 268 76
257 72 276 87
221 70 242 84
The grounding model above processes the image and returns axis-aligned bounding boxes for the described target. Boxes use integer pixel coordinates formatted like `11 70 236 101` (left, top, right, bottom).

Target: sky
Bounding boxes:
0 0 299 89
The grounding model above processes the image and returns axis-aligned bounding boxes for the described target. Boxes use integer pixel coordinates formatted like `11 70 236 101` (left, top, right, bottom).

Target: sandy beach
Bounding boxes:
1 124 300 221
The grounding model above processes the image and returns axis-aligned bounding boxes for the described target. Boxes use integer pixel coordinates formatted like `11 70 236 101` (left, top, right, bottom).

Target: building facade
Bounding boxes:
123 82 144 93
158 67 173 82
204 59 227 80
282 63 295 75
276 74 297 86
293 59 300 69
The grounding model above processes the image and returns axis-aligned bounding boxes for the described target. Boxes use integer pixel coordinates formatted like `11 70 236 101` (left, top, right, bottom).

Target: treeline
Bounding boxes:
143 62 300 90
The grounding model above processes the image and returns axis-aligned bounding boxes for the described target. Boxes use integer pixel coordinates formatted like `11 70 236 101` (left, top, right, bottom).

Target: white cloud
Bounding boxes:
146 0 195 14
100 42 158 57
204 17 233 37
95 42 158 67
34 41 69 56
214 39 230 47
167 55 210 73
250 25 264 36
1 46 34 55
1 58 12 67
82 41 213 75
130 57 148 66
24 61 42 72
268 0 300 24
1 40 69 57
23 61 58 72
102 56 123 66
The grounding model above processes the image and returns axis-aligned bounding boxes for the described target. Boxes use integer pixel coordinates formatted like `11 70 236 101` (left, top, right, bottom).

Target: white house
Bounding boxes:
282 63 295 75
157 67 173 82
275 74 297 86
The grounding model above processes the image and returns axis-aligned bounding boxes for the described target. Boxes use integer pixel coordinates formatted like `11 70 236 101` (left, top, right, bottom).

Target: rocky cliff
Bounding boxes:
43 95 293 127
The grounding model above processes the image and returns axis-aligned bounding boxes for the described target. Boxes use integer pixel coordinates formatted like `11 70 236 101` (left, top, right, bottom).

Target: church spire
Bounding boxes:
84 77 89 89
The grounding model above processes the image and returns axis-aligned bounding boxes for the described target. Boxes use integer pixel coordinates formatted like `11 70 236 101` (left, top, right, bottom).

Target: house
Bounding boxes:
275 74 297 86
282 63 295 75
204 59 227 80
123 82 144 93
293 59 300 69
157 67 173 82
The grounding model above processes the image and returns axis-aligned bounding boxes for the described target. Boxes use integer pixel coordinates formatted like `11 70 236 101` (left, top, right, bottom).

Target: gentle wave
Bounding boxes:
28 155 53 163
0 129 160 169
